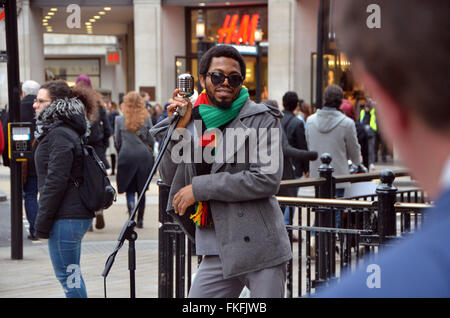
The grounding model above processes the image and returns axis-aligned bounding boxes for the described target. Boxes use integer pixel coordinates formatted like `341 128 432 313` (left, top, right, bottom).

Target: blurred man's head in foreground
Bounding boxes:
335 0 450 198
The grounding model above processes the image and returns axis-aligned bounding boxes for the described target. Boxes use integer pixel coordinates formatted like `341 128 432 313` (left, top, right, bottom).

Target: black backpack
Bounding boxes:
73 142 116 211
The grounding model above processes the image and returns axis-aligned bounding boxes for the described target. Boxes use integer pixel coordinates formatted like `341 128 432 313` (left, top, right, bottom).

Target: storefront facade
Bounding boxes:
1 0 354 109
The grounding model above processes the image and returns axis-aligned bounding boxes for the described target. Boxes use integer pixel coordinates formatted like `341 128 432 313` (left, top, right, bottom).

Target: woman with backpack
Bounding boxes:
33 80 98 298
75 75 113 230
115 91 154 229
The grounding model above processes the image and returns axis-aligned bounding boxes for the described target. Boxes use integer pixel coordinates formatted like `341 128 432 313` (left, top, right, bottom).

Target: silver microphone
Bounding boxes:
175 73 194 117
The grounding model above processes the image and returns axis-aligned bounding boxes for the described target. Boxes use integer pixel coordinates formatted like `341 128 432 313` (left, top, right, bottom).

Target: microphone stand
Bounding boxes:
102 112 181 298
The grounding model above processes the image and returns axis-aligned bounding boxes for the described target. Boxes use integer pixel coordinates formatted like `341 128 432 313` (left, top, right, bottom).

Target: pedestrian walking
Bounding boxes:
359 98 377 170
264 99 318 240
75 75 113 230
33 79 98 298
106 101 120 175
20 80 41 241
306 84 362 230
115 91 154 229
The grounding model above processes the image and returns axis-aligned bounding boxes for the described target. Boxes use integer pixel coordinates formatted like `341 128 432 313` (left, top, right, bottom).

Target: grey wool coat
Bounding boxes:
150 98 292 279
114 115 154 194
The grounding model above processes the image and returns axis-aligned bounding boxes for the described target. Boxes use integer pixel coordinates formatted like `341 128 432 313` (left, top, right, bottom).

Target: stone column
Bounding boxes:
267 0 296 105
17 1 44 85
294 0 318 106
133 0 162 103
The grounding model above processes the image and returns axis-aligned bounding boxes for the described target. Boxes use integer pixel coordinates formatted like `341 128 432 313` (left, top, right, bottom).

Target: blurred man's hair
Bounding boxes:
282 91 299 112
323 85 343 108
335 0 450 131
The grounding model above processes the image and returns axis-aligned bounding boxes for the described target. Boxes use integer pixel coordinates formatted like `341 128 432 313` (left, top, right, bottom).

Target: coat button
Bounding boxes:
244 236 250 242
237 211 244 217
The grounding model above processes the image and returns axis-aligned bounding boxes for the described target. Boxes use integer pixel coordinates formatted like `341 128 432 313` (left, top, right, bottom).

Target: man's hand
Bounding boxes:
167 89 193 129
173 184 196 216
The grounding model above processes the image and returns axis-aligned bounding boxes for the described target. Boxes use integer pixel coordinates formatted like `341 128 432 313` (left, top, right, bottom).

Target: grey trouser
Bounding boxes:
188 255 287 298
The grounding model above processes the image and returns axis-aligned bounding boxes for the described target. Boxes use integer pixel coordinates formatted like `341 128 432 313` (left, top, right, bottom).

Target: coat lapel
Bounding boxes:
211 99 271 173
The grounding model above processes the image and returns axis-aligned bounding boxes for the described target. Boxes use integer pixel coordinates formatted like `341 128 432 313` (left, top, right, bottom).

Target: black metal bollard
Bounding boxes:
316 154 335 283
158 180 172 298
376 170 397 246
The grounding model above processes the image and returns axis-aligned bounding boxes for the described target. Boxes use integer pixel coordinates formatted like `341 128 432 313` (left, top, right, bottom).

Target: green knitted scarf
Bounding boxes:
197 87 249 129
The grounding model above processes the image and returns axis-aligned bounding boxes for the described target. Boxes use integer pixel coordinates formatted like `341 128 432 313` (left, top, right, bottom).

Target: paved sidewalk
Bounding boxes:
0 167 163 298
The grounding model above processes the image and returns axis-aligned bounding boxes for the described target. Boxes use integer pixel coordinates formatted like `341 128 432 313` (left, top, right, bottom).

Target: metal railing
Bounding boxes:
157 154 433 298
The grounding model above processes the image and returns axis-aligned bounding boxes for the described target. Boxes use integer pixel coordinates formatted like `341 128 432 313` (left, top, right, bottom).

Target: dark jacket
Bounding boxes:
277 131 318 197
34 98 94 238
281 110 308 177
87 105 112 169
114 115 154 194
20 94 37 177
0 108 9 166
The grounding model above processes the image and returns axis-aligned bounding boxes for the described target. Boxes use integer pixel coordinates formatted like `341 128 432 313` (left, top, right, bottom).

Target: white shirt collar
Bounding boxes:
440 155 450 192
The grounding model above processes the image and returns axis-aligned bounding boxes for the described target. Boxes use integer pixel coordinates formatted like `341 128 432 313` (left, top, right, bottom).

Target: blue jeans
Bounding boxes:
126 190 146 221
335 188 345 228
284 206 295 225
48 219 92 298
23 176 39 235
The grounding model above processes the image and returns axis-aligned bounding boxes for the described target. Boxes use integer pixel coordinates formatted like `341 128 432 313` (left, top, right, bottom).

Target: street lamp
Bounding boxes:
196 9 206 92
254 18 263 103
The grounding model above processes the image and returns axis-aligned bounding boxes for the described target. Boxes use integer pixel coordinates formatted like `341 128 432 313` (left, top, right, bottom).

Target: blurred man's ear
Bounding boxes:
355 62 409 142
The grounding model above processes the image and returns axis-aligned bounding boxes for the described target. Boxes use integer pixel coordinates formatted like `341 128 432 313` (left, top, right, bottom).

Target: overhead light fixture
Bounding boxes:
44 16 50 19
254 18 263 43
89 18 96 22
99 11 106 15
48 12 55 16
42 22 48 26
94 16 100 19
199 3 206 6
50 8 58 11
104 7 111 11
196 9 205 39
42 19 48 22
85 22 92 25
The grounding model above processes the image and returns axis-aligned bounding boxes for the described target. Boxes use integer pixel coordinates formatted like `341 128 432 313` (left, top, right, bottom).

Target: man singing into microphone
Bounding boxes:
151 45 292 297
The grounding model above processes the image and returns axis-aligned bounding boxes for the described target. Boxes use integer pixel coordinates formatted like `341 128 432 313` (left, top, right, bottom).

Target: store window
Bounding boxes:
44 58 100 88
187 5 268 101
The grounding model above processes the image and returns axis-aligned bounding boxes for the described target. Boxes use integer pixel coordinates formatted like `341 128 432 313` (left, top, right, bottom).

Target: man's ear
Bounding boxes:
355 62 409 141
199 75 206 91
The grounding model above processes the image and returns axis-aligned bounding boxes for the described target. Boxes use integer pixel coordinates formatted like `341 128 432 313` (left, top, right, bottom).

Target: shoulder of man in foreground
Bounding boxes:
317 189 450 298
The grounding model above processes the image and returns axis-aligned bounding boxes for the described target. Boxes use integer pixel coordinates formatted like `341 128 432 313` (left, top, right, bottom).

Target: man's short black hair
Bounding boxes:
199 45 246 80
282 91 299 112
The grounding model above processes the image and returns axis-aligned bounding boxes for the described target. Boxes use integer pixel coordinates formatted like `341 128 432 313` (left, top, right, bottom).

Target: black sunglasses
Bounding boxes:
207 72 243 88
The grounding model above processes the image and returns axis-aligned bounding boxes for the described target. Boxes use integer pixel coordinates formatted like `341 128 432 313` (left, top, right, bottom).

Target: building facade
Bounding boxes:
1 0 350 109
